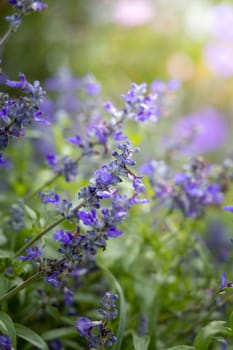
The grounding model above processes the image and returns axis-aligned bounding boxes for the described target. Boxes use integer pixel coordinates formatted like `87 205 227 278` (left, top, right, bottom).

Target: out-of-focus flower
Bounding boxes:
166 52 194 82
205 220 230 263
210 4 233 42
172 108 227 154
112 0 154 27
203 4 233 77
203 41 233 77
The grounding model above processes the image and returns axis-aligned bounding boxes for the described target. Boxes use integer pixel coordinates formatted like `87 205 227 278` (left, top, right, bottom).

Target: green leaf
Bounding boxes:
132 332 150 350
194 321 231 350
42 327 76 341
15 323 49 350
229 311 233 331
0 311 17 348
167 346 196 350
0 229 7 246
0 274 11 295
0 249 14 258
42 235 62 260
99 264 126 350
24 205 37 222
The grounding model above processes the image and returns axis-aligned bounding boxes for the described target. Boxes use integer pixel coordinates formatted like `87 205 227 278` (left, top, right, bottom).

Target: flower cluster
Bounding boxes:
76 292 118 349
46 154 78 182
19 141 148 289
5 1 47 38
0 73 47 152
8 199 25 231
105 80 179 123
65 79 177 163
8 0 48 13
141 157 224 218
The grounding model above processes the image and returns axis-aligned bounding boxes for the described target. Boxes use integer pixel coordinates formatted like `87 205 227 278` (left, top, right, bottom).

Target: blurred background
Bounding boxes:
1 0 233 160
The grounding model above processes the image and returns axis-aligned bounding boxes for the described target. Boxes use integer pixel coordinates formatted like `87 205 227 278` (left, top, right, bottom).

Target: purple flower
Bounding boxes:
53 229 73 245
67 134 83 147
46 154 78 182
46 272 59 287
56 199 73 219
220 272 227 290
63 287 74 306
5 13 22 29
172 108 227 154
31 1 48 11
49 339 64 350
107 226 122 238
0 335 12 350
139 160 156 176
137 314 148 336
174 173 189 185
133 178 145 193
98 292 118 321
113 131 127 141
0 153 7 166
45 68 79 91
78 209 98 226
39 190 60 204
95 166 114 186
83 75 101 96
6 73 46 102
223 205 233 213
19 246 42 261
76 317 100 337
205 220 230 263
6 73 27 89
8 0 48 13
46 153 57 166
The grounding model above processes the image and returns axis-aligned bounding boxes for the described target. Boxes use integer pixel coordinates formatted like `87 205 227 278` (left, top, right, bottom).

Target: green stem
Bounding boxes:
24 173 60 202
0 26 14 48
15 216 65 257
24 153 86 203
0 271 41 303
15 201 85 257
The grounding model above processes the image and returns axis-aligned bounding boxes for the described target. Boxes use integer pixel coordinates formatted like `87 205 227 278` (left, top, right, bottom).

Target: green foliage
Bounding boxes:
132 332 150 350
15 323 49 350
0 312 16 348
194 321 232 350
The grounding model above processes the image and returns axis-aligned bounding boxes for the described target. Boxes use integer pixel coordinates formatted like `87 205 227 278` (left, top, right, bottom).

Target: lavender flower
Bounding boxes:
39 190 60 204
46 153 78 182
5 13 22 30
56 199 73 219
6 73 46 103
49 339 64 350
172 108 227 155
143 157 224 218
63 287 74 306
0 74 48 151
76 317 101 337
0 335 12 350
19 245 42 261
53 229 73 245
8 199 25 231
76 292 118 349
98 292 118 321
8 0 48 13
